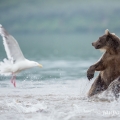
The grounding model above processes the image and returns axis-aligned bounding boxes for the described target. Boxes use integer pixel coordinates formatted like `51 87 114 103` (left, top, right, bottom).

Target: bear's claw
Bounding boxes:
87 73 94 80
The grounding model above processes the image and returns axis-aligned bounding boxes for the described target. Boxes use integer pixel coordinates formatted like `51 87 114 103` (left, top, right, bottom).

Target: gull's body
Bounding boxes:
0 24 42 87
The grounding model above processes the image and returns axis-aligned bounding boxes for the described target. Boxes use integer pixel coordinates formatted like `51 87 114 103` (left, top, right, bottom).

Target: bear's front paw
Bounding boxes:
87 71 94 80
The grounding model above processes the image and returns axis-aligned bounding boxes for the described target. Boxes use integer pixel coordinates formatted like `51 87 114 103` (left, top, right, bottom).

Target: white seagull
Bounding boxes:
0 24 42 87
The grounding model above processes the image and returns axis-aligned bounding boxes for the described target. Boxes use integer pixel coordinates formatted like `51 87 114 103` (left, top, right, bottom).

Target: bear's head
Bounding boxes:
92 29 120 51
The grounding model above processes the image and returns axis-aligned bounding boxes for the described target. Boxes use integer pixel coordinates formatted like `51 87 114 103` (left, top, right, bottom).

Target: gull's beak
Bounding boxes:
38 64 43 68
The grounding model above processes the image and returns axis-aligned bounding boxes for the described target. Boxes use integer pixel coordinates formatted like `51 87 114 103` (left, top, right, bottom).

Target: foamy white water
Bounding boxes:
0 79 120 120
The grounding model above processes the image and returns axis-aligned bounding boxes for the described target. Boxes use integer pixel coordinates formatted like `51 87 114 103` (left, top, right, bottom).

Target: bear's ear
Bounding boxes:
111 33 115 35
105 29 110 35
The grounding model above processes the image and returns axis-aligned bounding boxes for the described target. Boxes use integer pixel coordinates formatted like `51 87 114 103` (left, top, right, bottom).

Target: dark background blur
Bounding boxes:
0 0 120 60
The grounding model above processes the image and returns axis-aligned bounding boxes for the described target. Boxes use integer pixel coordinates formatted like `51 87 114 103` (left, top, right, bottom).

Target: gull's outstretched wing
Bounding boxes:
0 24 25 62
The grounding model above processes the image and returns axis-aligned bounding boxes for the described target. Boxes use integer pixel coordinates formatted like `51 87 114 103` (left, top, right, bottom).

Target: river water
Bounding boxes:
0 59 120 120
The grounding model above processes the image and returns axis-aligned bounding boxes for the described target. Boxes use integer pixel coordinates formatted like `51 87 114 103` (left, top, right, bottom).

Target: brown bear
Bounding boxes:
87 29 120 97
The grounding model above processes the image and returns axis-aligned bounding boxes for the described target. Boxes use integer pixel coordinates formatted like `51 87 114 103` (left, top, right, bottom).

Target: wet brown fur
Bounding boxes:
87 30 120 97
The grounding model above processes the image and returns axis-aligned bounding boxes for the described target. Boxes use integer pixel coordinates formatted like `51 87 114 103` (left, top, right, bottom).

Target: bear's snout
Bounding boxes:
92 42 101 49
92 42 94 46
92 42 96 47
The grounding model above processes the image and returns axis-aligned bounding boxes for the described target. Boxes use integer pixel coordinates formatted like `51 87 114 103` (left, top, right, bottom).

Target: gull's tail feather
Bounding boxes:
0 58 12 76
